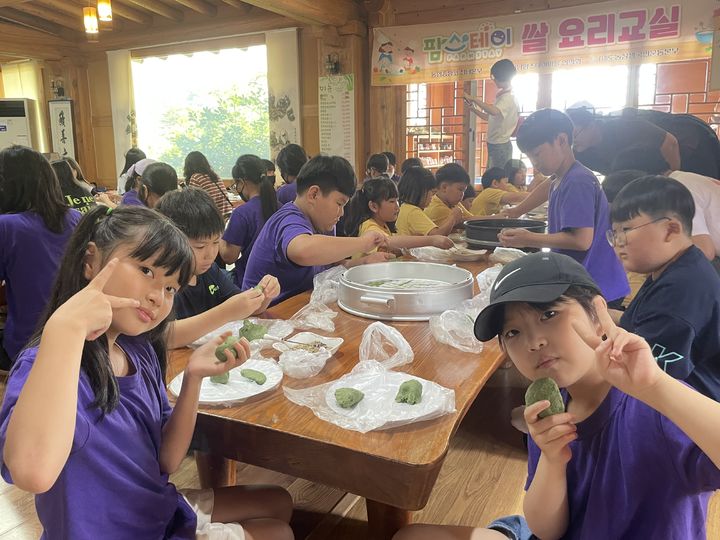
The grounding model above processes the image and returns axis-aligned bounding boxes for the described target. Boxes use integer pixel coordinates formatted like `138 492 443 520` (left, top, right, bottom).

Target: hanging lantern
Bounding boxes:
83 6 99 33
97 0 112 22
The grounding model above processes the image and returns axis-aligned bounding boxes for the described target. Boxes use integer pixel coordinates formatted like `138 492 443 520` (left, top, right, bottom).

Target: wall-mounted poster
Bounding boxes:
319 74 355 165
48 99 75 158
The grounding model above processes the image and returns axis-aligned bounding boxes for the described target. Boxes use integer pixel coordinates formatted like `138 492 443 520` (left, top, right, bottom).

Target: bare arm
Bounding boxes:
660 133 681 171
500 191 529 205
468 105 489 121
287 234 381 267
218 239 241 265
386 235 452 250
500 227 594 251
524 456 570 540
504 178 551 218
464 93 501 116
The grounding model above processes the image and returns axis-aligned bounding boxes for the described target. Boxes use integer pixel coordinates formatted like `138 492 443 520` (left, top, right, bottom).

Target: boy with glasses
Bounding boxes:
610 175 720 401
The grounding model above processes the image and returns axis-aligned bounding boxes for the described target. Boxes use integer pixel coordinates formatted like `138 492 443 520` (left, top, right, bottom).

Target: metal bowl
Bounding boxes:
464 218 546 244
338 262 474 321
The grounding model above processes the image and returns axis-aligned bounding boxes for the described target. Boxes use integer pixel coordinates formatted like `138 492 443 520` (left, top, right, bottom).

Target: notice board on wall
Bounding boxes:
319 74 355 165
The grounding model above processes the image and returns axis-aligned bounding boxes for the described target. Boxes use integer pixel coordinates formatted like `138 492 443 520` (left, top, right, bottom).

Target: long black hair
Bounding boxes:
139 162 178 206
51 159 94 210
275 143 308 183
345 177 398 237
31 205 194 414
232 154 278 221
0 145 70 233
398 166 437 207
120 148 146 176
183 150 220 184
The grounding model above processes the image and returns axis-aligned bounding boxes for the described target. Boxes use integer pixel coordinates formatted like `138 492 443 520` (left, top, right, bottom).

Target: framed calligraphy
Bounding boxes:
48 99 76 159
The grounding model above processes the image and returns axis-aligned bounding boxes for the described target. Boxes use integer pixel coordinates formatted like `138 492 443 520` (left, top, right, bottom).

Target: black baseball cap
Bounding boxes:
473 252 601 341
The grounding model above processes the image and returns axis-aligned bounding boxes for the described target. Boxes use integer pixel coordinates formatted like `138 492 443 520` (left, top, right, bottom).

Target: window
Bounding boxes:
131 46 269 177
551 65 629 114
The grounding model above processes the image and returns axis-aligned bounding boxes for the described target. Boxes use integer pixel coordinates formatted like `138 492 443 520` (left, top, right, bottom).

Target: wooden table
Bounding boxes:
167 260 505 539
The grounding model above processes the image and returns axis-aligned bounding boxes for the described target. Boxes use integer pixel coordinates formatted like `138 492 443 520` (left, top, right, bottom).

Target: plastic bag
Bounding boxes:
310 265 346 305
476 264 503 296
406 246 452 262
489 247 526 264
283 360 456 433
289 302 338 332
359 321 414 370
190 318 294 354
278 348 333 379
429 310 483 354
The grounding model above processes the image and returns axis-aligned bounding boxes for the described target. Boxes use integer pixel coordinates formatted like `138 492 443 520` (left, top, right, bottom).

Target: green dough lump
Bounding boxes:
238 320 267 342
335 388 364 409
215 335 240 362
210 372 230 385
525 377 565 418
395 380 423 405
240 368 266 385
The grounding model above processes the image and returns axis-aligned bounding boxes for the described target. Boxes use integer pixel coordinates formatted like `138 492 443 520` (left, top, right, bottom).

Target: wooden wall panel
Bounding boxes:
87 56 116 187
299 27 320 157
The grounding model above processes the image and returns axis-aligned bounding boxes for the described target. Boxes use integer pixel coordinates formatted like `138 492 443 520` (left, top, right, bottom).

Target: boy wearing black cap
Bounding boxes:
393 252 720 540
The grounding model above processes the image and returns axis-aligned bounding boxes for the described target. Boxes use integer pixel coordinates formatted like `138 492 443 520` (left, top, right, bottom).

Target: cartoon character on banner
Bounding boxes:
401 45 419 74
378 41 394 73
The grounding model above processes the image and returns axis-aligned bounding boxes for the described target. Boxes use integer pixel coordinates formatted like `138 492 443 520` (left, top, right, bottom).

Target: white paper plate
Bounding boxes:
190 318 294 352
168 359 283 405
325 371 452 429
271 332 344 355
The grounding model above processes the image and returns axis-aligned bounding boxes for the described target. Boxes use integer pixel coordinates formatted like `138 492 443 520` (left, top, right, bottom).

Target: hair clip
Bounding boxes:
106 206 113 215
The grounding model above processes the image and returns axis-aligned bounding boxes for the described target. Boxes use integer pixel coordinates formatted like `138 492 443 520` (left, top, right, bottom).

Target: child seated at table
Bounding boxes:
396 166 464 236
608 175 720 401
424 163 475 226
0 205 294 539
242 155 391 305
470 167 527 216
155 187 279 328
344 176 453 258
504 159 528 192
122 161 178 209
393 252 720 540
276 143 309 206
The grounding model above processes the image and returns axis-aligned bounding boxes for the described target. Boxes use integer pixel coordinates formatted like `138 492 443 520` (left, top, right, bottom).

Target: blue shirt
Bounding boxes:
222 196 268 287
242 202 329 305
120 189 144 207
526 386 720 539
548 161 629 301
620 246 720 400
173 263 240 320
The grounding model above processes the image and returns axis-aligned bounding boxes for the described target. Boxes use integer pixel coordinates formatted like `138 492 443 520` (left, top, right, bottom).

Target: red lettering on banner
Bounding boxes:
558 18 585 49
648 6 680 39
587 14 616 46
618 9 647 42
521 22 549 54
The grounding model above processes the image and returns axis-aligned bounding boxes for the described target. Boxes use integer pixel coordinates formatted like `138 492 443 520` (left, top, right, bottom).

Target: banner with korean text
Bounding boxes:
371 0 716 86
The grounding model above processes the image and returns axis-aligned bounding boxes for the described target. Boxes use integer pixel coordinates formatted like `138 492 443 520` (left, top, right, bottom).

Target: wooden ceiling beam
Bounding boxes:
65 0 152 25
122 0 184 21
220 0 250 9
0 6 63 35
11 2 83 31
174 0 216 16
0 0 31 7
0 20 80 59
239 0 362 27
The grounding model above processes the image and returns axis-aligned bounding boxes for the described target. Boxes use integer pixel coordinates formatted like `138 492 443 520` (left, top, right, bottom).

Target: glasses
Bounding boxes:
606 217 670 247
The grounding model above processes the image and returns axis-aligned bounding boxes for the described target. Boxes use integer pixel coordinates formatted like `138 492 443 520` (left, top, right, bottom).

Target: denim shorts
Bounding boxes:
488 515 537 540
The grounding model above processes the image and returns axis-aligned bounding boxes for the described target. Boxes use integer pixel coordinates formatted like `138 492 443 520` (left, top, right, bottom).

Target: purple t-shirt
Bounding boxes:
525 386 720 539
548 162 629 301
276 182 297 206
222 196 267 287
0 336 196 539
242 202 327 305
120 189 144 206
0 210 82 360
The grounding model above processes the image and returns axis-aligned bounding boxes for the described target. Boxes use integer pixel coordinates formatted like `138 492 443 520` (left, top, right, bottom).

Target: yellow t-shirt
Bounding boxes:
396 203 437 236
424 194 473 226
506 184 522 193
470 187 506 216
352 219 393 259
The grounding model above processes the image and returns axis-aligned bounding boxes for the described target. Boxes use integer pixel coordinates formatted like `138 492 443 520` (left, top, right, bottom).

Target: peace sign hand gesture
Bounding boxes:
49 258 140 341
572 296 663 399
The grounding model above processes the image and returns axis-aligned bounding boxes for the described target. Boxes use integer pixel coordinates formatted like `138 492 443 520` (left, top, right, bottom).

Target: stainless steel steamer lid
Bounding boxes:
341 261 473 288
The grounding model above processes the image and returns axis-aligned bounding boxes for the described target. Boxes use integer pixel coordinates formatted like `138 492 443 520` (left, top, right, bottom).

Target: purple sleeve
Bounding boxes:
222 206 251 249
0 219 6 281
0 350 90 484
658 402 720 491
555 178 596 231
279 216 314 264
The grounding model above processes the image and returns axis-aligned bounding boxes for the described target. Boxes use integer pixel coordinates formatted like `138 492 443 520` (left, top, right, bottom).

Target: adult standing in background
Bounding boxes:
464 59 520 169
116 147 146 193
183 151 233 217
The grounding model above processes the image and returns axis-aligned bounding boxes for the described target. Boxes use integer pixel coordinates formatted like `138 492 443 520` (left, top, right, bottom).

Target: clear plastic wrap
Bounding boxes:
407 246 486 262
475 264 504 295
278 348 333 379
189 318 294 354
358 321 414 369
289 302 338 332
489 247 527 264
429 310 483 353
283 360 456 433
310 265 346 305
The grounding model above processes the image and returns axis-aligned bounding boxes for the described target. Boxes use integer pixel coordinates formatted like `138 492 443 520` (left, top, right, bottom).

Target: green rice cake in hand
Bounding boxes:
238 320 267 342
215 335 240 362
335 388 364 409
525 377 565 418
210 372 230 385
240 368 266 385
395 379 423 405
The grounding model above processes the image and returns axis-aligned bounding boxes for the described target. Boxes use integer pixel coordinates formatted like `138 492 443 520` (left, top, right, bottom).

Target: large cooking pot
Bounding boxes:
338 262 474 321
464 218 546 244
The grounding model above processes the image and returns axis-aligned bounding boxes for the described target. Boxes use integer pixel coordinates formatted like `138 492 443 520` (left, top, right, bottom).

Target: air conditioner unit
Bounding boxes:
0 98 38 150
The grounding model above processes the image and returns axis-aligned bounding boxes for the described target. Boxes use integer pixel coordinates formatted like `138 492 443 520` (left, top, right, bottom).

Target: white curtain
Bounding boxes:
106 49 135 189
0 60 48 152
266 28 302 159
